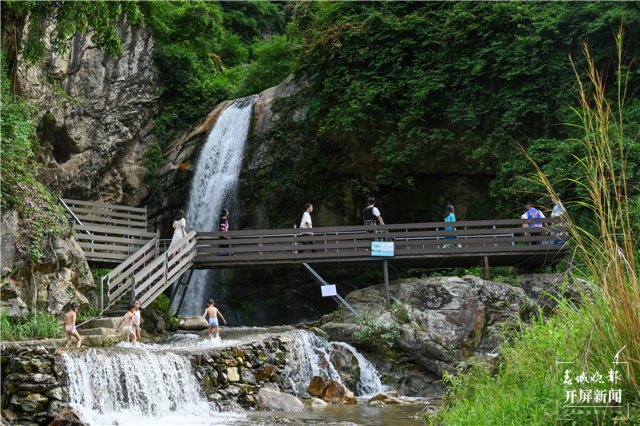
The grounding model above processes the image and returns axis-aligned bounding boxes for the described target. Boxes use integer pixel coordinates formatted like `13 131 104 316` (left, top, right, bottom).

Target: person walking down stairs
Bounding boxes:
170 210 187 257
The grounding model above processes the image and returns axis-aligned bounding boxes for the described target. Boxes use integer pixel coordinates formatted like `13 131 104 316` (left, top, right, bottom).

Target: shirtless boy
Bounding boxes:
133 300 144 343
64 302 82 348
116 303 141 345
199 299 227 340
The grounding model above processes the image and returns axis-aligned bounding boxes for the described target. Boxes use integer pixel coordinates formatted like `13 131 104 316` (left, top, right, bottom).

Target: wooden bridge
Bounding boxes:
61 198 569 315
193 219 568 271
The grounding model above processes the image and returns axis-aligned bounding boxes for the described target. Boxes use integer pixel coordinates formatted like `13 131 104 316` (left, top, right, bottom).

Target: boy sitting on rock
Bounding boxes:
116 303 141 346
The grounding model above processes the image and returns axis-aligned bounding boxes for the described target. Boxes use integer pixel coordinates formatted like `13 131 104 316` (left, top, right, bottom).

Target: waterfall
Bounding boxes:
286 331 385 398
180 95 256 316
333 341 385 397
63 349 242 426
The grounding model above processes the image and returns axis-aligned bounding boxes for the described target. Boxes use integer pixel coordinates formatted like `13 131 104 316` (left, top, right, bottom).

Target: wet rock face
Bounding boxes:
16 20 160 206
307 376 357 405
1 212 96 318
318 274 576 382
254 387 304 412
1 345 70 425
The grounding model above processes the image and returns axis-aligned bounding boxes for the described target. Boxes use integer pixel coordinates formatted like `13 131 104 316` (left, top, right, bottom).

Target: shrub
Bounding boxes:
353 308 400 356
1 50 37 210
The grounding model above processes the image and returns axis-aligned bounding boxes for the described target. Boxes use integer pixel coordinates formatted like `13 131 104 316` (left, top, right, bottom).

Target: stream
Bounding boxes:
61 328 428 426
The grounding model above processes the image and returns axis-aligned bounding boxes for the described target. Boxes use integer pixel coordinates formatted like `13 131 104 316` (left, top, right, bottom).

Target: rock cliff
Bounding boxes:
1 211 96 318
16 20 160 206
309 273 580 396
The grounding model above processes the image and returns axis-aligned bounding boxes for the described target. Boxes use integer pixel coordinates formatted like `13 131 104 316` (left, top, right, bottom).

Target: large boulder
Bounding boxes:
321 274 574 380
307 376 357 405
48 410 88 426
180 316 208 330
254 387 305 412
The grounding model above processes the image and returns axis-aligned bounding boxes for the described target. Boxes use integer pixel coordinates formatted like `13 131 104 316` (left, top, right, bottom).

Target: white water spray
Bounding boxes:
180 96 255 316
63 349 242 426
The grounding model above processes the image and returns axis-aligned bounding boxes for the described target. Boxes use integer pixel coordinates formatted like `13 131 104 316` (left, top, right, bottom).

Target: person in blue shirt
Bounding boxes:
443 205 458 248
521 202 545 245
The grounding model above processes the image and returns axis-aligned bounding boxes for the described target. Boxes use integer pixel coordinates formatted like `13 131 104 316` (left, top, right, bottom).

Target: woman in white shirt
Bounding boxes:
169 210 187 257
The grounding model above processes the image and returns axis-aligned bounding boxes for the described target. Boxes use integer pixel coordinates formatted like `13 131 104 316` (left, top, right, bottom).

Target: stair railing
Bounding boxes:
101 237 159 312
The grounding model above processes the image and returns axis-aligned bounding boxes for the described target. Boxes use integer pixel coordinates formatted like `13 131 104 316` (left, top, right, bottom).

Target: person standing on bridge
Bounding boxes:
363 197 385 230
170 209 187 257
443 205 460 248
299 203 317 253
218 208 233 256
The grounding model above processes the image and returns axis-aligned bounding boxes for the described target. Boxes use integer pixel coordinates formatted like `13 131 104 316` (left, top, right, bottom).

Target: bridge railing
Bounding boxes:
194 218 568 266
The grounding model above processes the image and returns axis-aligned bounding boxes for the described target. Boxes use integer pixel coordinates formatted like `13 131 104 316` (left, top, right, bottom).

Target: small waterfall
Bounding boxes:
63 349 242 425
333 341 385 397
180 95 256 316
286 331 385 398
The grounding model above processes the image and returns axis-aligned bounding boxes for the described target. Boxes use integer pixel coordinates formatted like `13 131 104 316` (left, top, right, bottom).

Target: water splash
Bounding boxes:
180 96 256 316
63 349 243 425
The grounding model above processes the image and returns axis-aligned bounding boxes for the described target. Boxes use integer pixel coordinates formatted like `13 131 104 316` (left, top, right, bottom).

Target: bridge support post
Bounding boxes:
176 269 194 317
166 270 191 319
131 275 136 304
100 276 104 312
484 256 491 280
383 259 390 309
301 263 359 316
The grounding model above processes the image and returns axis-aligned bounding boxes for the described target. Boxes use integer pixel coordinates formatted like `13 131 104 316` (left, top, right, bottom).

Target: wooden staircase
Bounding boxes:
61 198 158 268
100 232 197 315
60 198 197 315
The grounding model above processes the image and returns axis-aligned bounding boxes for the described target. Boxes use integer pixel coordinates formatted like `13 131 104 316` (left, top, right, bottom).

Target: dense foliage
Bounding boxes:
1 51 36 209
7 1 143 65
290 1 640 211
144 1 292 149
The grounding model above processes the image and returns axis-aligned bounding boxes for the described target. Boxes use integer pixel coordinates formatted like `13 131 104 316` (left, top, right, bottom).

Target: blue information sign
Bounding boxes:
371 241 394 257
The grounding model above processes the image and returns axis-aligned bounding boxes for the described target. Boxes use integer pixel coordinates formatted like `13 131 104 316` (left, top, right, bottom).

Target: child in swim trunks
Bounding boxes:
116 303 140 346
64 302 82 348
199 299 227 340
133 300 144 343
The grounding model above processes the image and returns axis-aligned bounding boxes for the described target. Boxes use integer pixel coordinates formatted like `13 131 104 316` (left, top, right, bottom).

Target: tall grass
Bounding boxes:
527 23 639 393
0 309 64 340
432 25 639 425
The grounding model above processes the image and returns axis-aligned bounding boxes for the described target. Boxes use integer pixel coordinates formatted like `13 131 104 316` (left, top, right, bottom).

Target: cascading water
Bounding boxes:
179 95 256 316
286 331 385 398
333 341 385 397
63 349 242 426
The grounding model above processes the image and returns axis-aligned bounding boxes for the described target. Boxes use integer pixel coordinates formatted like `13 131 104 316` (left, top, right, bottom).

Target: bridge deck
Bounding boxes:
193 218 569 270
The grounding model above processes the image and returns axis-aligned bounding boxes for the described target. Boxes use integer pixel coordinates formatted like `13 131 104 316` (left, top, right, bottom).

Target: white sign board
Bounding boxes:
321 285 337 297
371 241 394 257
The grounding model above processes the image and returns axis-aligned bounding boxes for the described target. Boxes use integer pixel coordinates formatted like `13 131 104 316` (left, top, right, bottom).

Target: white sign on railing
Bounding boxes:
371 241 394 257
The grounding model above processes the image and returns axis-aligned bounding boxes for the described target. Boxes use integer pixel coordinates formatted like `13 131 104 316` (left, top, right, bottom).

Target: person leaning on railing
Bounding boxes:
521 202 545 245
551 194 567 244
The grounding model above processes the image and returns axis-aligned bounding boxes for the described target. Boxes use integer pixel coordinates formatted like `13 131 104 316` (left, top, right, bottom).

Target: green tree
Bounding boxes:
290 1 640 208
7 1 143 65
237 35 296 97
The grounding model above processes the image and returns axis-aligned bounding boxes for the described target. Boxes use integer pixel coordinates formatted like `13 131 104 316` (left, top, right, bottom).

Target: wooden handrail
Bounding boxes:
61 198 148 213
